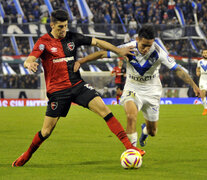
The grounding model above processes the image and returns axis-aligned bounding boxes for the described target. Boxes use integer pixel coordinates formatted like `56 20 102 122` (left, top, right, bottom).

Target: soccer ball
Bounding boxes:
120 149 142 169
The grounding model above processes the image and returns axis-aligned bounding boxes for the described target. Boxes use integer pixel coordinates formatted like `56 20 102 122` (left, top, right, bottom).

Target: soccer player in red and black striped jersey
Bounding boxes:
12 9 145 167
111 60 126 104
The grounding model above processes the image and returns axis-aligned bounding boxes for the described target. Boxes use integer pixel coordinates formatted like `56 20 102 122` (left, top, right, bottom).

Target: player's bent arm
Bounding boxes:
91 38 134 57
73 51 107 72
78 51 107 65
174 66 197 87
196 67 201 77
24 56 39 72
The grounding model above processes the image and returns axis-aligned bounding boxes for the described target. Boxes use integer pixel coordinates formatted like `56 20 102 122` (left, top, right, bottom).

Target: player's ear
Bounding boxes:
136 36 140 43
50 22 54 29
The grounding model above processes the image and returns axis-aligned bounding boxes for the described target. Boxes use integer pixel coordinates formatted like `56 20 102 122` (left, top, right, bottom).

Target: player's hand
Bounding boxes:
193 86 204 98
198 89 205 99
26 62 39 73
74 61 80 72
118 46 135 57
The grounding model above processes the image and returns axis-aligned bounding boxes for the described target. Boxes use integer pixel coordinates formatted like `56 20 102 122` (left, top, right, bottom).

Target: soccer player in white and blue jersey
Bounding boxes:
196 50 207 115
74 25 203 148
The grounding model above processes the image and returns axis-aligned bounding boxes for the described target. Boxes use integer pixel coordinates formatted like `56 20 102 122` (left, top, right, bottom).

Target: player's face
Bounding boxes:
137 37 154 55
51 21 68 39
202 50 207 59
118 60 123 67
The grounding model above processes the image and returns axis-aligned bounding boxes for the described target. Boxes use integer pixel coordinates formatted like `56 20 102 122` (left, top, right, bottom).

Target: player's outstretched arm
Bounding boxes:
174 66 203 98
24 56 39 73
74 51 107 72
91 38 134 57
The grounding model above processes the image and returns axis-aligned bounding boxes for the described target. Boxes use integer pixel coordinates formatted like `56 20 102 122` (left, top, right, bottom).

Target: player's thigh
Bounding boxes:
124 100 138 117
46 95 72 117
73 82 99 108
88 96 111 118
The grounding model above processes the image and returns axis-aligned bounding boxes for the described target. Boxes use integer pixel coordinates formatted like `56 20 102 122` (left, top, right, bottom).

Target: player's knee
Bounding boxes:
126 113 137 122
41 128 52 138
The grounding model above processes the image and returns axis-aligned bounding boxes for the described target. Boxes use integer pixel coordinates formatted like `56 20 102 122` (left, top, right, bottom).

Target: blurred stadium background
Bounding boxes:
0 0 207 106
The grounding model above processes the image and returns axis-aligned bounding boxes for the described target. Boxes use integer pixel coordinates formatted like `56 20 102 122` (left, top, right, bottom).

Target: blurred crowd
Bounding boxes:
1 0 207 25
0 0 204 92
1 0 207 56
0 75 39 89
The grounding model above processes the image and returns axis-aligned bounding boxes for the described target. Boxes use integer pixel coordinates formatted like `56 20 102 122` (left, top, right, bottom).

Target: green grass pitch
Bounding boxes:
0 105 207 180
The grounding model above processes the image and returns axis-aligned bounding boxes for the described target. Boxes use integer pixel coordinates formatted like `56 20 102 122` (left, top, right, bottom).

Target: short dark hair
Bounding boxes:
51 9 69 22
138 25 155 39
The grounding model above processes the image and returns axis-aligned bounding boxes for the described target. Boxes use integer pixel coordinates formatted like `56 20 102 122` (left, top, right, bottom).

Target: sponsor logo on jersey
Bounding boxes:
51 102 58 110
67 42 75 51
167 56 174 63
39 44 45 51
128 74 156 81
53 57 74 63
51 47 57 52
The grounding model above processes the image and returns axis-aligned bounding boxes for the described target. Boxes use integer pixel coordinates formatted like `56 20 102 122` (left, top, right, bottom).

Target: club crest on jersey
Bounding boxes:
148 50 159 64
67 42 75 51
39 44 45 51
51 102 58 110
167 56 174 63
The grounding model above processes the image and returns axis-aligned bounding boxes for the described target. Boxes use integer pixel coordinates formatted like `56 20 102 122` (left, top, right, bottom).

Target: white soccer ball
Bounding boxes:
120 149 143 169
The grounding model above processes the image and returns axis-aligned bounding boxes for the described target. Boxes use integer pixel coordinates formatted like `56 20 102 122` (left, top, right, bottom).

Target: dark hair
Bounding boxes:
138 25 155 39
51 9 69 22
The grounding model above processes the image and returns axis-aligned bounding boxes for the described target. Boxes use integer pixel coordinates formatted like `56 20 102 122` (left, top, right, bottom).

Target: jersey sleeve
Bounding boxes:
159 49 178 70
197 60 201 68
74 32 92 46
29 38 45 58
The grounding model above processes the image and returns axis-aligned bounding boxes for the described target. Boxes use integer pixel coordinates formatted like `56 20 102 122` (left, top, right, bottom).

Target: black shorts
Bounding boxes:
116 83 124 90
46 81 99 117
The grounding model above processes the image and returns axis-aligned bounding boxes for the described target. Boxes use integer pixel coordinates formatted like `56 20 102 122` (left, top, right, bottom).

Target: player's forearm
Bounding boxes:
175 66 197 88
94 39 122 55
78 51 107 64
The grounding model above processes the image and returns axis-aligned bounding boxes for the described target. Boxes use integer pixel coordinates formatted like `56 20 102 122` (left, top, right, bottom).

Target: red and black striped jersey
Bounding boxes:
112 66 126 84
29 31 92 94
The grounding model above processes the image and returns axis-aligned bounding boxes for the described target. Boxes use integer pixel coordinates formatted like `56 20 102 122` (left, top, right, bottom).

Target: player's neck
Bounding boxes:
51 31 60 39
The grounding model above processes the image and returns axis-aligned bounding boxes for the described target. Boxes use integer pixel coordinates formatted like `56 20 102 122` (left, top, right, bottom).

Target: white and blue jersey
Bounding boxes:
107 40 178 122
197 59 207 90
107 40 178 86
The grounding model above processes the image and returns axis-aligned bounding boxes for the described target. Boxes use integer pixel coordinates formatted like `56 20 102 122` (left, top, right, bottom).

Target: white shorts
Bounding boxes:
199 80 207 91
120 82 162 122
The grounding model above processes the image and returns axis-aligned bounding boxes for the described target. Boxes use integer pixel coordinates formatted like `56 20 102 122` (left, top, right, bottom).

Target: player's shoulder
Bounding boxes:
199 58 205 62
125 40 137 46
66 31 84 39
197 59 204 64
37 33 53 44
153 42 168 58
67 31 78 36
